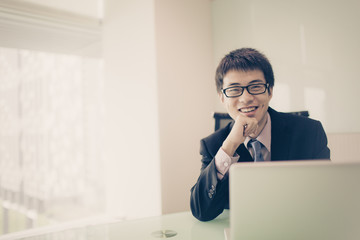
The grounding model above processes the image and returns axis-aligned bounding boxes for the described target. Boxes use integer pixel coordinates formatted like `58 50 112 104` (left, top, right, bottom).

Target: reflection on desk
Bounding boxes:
0 211 229 240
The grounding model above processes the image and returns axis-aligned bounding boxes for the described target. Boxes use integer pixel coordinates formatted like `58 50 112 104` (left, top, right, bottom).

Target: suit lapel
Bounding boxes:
269 108 291 160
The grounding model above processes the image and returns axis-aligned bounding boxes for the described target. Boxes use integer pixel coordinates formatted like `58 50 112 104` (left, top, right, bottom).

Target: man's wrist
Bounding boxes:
215 148 240 180
221 139 241 157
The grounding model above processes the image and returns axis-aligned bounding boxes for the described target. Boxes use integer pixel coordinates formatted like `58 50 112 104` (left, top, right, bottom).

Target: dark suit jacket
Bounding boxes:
190 107 330 221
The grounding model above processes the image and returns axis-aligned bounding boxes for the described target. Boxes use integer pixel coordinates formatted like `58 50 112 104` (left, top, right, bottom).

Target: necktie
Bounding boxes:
249 139 264 162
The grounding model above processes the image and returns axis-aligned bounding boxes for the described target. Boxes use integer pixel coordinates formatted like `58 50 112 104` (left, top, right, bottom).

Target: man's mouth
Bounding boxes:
239 106 258 113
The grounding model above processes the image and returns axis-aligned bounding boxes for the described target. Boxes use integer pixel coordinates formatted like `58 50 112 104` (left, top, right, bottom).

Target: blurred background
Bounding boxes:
0 0 359 236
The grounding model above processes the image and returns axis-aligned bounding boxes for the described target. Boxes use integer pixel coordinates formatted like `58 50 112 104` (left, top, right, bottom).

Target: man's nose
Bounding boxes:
238 89 254 103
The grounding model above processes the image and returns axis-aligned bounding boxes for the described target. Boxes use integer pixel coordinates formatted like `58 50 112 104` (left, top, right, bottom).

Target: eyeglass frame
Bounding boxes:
221 83 270 98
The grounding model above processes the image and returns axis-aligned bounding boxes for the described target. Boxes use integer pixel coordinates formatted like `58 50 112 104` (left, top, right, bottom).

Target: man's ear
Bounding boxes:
268 87 273 98
218 92 224 103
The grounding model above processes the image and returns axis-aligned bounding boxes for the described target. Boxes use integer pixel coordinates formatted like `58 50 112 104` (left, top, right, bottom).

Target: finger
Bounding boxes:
244 122 258 137
248 126 259 138
242 124 248 135
243 124 255 137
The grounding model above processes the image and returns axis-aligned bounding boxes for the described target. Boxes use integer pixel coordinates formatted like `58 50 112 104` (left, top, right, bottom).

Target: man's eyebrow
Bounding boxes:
249 79 265 84
226 79 265 87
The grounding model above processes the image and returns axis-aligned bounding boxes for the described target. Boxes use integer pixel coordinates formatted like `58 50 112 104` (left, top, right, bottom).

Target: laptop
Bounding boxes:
225 160 360 240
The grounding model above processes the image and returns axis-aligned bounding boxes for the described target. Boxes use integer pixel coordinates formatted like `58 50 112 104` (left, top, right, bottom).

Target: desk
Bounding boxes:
0 211 229 240
110 211 229 240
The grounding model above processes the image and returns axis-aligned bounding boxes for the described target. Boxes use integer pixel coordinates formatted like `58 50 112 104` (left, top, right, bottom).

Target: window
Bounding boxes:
0 0 104 234
0 47 104 234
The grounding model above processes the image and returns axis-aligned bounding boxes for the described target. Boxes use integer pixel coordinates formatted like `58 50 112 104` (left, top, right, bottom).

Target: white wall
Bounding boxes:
212 0 360 134
155 0 214 214
103 0 214 217
103 0 161 219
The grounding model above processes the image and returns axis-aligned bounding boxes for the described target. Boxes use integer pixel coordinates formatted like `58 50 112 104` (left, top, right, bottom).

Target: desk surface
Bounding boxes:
109 211 229 240
0 211 230 240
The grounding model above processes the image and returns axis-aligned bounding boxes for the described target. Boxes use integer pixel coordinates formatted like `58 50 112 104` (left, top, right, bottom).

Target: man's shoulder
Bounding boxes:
269 107 323 129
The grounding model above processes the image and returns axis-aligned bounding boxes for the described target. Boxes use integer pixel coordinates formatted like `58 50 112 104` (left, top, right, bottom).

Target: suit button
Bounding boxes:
208 192 213 199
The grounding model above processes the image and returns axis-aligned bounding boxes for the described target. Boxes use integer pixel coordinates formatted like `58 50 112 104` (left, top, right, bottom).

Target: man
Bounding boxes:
190 48 330 221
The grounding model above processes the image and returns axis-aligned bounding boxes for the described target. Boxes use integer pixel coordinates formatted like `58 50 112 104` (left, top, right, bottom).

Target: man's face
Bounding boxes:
219 69 273 129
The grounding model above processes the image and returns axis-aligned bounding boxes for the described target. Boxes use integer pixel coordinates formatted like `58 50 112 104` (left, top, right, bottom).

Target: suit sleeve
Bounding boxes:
190 139 229 221
313 121 331 159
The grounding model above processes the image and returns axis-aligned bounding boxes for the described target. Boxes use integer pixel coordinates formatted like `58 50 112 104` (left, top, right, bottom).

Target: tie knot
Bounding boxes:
248 139 262 150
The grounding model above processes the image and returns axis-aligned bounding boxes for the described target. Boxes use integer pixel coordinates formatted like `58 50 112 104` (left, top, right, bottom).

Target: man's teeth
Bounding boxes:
240 107 256 113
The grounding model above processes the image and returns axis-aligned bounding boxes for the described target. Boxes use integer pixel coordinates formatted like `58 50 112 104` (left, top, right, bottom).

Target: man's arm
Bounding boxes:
190 115 261 221
313 121 331 159
190 139 229 221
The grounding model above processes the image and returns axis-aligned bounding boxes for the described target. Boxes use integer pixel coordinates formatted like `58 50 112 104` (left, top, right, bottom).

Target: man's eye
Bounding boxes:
249 85 264 91
250 85 261 90
228 88 241 93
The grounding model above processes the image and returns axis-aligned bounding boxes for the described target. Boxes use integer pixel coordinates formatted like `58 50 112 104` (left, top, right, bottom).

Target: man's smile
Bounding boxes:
239 106 258 113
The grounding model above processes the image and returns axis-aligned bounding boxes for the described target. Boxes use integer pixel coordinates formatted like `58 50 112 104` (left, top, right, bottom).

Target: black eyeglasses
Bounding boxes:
222 83 269 98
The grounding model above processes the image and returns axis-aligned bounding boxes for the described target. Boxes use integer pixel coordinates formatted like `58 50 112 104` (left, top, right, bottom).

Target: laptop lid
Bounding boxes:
229 160 360 240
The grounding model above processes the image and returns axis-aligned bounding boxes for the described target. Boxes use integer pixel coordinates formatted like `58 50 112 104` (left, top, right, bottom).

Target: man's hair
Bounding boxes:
215 48 275 93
